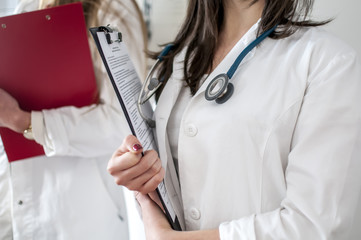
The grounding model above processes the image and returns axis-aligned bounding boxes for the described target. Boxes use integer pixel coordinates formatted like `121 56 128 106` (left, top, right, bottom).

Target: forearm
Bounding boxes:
136 192 220 240
33 103 130 157
165 229 220 240
0 108 30 134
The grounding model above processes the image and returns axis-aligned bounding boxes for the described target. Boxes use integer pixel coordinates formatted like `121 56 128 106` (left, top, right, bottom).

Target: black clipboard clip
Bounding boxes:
99 25 122 44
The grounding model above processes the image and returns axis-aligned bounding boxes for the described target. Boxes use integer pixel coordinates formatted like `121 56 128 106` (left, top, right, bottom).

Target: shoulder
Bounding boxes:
278 27 360 81
285 26 359 63
299 28 360 93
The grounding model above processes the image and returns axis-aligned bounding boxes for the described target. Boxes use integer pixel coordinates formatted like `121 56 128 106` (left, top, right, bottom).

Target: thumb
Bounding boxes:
113 135 143 157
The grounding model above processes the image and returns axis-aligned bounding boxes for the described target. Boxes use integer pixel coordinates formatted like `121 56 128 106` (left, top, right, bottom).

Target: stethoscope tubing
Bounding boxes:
227 25 278 79
205 25 278 103
138 25 278 127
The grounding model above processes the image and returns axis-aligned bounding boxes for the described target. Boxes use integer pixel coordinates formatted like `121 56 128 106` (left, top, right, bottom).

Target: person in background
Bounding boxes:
0 0 147 239
107 0 361 239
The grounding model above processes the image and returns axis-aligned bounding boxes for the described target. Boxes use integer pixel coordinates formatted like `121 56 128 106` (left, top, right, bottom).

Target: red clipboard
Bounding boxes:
0 3 98 162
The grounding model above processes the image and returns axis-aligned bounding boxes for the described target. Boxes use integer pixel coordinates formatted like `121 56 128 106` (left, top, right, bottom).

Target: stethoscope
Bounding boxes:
138 25 278 128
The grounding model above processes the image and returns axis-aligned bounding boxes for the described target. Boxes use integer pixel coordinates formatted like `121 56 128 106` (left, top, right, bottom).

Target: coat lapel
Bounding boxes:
154 50 185 169
153 50 186 229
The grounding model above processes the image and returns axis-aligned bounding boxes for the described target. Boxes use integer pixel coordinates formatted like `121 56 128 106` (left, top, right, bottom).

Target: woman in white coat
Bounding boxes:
107 0 361 239
0 0 147 239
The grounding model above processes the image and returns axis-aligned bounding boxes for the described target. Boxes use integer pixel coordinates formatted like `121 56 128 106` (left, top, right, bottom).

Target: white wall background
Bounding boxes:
3 0 359 54
141 0 361 56
136 0 187 53
313 0 361 55
1 0 360 54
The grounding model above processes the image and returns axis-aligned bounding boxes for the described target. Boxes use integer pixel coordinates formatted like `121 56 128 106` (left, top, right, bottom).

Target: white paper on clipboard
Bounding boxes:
89 27 182 230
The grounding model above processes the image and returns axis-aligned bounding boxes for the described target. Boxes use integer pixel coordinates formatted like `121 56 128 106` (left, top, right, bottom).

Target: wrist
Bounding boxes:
23 123 34 140
13 110 31 133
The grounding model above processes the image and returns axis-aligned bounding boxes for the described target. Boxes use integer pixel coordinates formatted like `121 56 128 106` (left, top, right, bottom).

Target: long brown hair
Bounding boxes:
151 0 330 97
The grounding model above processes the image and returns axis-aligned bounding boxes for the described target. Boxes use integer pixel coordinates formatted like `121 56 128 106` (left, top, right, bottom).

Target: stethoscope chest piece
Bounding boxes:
205 73 234 104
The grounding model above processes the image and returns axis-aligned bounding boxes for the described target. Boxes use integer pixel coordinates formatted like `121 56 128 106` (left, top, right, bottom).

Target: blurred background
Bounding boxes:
135 0 361 55
2 0 359 55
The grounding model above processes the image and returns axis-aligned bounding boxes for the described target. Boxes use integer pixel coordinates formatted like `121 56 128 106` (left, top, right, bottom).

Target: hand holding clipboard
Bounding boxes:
0 3 98 161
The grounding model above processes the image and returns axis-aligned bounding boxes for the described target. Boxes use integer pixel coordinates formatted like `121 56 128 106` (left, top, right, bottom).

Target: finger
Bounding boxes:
108 151 142 177
111 150 163 190
122 150 159 179
109 149 158 181
136 191 172 230
135 192 161 212
108 135 144 174
138 167 165 194
134 191 141 206
135 191 151 204
125 154 163 191
112 135 143 157
134 191 140 199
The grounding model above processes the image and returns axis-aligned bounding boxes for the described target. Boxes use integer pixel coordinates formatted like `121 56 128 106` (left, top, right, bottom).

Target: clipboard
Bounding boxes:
89 26 182 231
0 3 98 162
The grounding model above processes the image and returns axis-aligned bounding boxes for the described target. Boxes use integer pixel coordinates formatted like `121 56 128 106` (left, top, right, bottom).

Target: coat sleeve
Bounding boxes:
31 0 147 158
219 50 361 238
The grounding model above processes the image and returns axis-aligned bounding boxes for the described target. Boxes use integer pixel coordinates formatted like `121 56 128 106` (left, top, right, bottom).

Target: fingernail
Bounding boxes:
132 144 143 151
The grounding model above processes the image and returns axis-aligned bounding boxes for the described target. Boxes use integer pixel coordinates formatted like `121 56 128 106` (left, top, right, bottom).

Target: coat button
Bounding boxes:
189 207 201 220
185 124 198 137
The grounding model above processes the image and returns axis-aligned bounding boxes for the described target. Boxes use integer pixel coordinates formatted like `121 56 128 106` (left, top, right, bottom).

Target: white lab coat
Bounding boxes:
155 22 361 239
0 0 147 239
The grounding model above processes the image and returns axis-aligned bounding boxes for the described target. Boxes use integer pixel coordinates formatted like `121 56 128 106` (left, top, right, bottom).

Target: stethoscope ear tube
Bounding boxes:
138 59 162 105
137 60 162 128
136 98 156 128
137 44 175 128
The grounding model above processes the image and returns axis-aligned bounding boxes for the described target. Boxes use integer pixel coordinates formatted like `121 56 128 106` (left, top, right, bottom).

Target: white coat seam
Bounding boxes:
259 96 304 212
330 124 361 237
